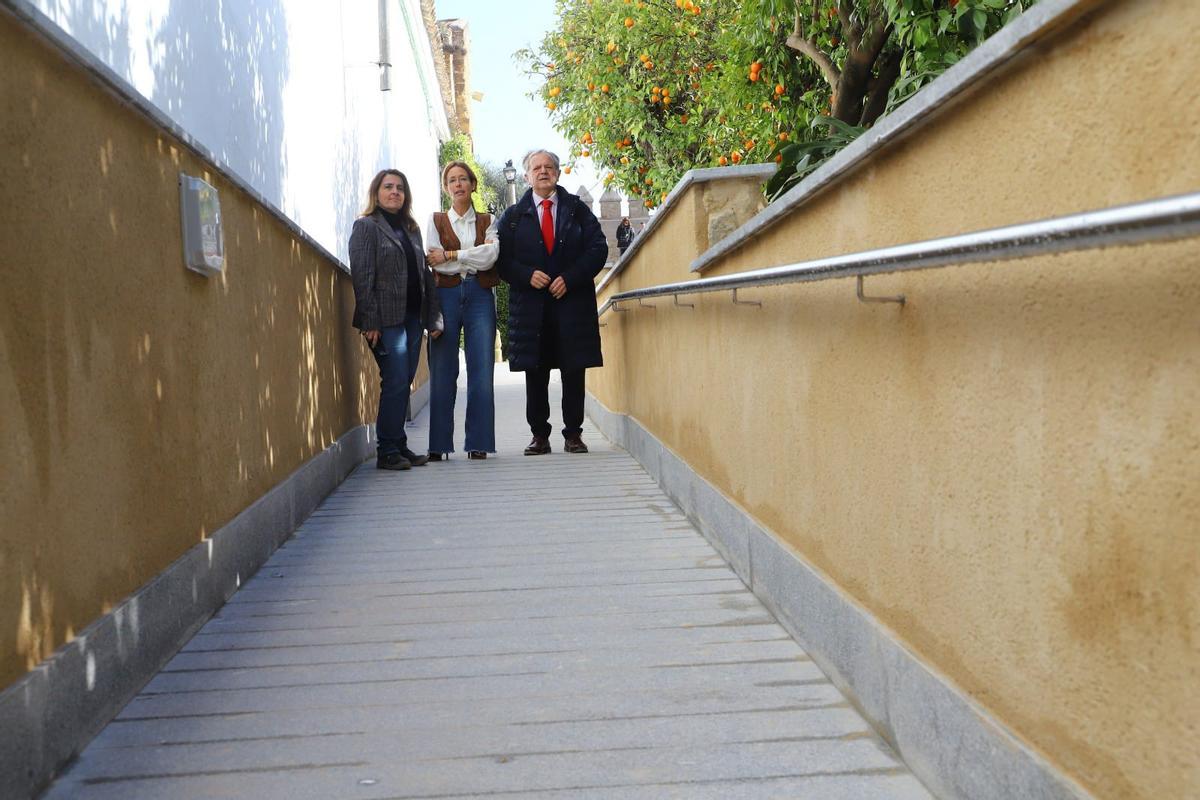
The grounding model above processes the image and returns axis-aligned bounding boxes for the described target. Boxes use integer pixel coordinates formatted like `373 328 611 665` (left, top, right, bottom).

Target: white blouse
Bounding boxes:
424 207 499 277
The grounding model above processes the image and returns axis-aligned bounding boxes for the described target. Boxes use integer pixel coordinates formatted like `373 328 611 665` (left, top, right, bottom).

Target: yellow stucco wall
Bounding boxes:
591 1 1199 798
0 16 401 689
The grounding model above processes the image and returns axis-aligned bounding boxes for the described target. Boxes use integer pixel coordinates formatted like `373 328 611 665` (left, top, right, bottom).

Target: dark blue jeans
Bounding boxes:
428 277 497 454
371 314 424 456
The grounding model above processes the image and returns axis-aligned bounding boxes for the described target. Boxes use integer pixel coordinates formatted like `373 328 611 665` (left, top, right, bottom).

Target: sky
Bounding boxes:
435 0 608 203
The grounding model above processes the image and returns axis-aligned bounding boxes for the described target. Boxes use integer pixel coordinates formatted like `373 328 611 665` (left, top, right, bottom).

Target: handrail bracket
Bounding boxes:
856 275 905 306
732 288 762 307
673 295 695 309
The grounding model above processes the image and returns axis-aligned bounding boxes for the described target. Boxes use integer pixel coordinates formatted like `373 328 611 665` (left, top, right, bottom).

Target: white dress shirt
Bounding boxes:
424 207 499 277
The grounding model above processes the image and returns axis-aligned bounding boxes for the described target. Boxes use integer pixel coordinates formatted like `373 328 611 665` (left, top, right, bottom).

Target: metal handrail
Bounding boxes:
598 192 1200 316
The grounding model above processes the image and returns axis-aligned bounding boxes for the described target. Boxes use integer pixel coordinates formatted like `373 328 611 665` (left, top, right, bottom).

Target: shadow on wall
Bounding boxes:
333 127 364 264
0 10 370 686
50 0 134 82
151 0 290 206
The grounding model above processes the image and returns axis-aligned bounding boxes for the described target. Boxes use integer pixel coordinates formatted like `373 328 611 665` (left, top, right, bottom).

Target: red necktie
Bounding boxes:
540 198 555 255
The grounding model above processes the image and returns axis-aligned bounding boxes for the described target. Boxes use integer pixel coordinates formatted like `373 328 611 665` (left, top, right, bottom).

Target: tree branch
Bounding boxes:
862 10 893 66
838 0 861 47
788 12 840 87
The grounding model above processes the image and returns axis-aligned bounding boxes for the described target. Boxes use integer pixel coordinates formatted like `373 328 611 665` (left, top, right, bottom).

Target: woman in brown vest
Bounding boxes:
423 161 499 460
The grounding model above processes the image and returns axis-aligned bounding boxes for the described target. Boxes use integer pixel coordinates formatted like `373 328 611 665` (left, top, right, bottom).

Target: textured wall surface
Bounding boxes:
0 14 388 690
590 1 1200 798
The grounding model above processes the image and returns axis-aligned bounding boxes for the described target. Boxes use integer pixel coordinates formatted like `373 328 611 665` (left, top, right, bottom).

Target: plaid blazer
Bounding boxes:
349 211 442 333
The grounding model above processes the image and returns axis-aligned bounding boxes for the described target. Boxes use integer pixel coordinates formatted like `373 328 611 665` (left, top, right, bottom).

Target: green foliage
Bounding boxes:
883 0 1032 111
494 282 511 360
438 134 498 212
521 0 1032 205
765 115 866 198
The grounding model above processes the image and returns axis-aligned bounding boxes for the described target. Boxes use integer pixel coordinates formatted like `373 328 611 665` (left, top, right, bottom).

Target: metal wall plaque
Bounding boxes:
179 174 225 276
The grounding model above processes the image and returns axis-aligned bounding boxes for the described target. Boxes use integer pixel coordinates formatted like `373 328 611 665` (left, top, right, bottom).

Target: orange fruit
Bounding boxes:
564 166 572 173
601 84 610 93
717 155 728 165
731 151 742 163
624 17 634 27
774 84 784 95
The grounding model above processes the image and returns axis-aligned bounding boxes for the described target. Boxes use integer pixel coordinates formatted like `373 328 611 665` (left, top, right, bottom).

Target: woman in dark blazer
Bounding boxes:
349 169 443 470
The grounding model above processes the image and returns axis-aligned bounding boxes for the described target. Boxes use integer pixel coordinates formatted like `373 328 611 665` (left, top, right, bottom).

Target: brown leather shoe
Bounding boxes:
401 448 429 466
524 436 551 456
563 436 589 454
467 451 487 460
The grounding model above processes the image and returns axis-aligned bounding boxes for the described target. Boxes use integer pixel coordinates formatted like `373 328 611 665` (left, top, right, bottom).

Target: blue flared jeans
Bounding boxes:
371 314 424 457
428 276 496 454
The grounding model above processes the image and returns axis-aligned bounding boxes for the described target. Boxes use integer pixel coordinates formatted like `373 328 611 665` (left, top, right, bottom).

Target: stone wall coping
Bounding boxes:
1 0 349 275
595 163 778 295
689 0 1105 275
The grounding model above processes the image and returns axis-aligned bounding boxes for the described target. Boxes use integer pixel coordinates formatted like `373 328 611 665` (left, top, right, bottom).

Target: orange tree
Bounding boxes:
521 0 1032 206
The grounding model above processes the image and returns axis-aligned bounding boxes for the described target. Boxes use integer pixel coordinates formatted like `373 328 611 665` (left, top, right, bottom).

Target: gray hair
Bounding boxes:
522 149 560 172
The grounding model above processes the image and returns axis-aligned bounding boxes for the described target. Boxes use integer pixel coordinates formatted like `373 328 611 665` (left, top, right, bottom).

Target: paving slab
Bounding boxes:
44 366 932 799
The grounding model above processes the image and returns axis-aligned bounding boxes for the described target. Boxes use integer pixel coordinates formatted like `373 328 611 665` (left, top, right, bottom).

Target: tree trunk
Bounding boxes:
861 50 902 127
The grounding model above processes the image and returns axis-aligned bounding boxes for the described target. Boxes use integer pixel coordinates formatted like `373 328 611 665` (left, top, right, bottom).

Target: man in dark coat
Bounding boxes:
498 149 608 455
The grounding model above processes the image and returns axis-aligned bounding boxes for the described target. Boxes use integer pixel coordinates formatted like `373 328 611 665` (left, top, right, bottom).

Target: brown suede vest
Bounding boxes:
432 211 498 288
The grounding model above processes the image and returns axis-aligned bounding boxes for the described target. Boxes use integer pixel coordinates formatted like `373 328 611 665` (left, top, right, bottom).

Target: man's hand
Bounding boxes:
364 329 381 346
530 270 551 290
427 248 446 266
549 276 567 299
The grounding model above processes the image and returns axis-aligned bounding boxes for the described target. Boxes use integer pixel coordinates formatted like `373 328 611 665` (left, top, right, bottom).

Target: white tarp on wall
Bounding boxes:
31 0 449 262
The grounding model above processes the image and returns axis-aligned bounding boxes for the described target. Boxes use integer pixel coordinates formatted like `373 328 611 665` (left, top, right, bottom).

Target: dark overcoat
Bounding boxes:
349 211 442 333
497 187 608 372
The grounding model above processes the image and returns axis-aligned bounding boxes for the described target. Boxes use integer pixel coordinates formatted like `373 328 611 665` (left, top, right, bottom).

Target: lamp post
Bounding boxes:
502 159 517 209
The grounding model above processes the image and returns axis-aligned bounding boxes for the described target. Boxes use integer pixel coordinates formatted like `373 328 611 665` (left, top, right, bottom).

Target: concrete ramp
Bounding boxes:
44 368 931 799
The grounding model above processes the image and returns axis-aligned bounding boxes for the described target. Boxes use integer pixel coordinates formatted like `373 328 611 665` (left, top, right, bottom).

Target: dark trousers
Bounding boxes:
371 314 424 456
525 366 585 440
